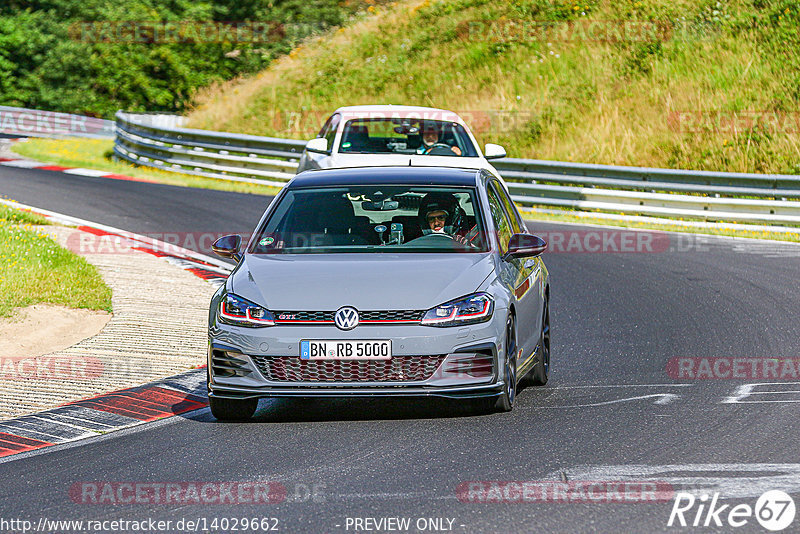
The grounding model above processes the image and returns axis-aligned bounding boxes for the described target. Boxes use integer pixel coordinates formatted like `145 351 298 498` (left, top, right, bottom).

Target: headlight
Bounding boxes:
219 293 275 327
421 293 494 327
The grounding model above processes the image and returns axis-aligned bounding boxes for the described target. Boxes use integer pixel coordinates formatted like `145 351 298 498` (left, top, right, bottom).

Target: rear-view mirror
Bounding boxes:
361 200 400 211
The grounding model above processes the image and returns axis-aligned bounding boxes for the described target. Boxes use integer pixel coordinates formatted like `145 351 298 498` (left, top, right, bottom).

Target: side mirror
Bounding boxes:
484 143 507 160
305 137 330 155
212 234 243 262
502 233 547 261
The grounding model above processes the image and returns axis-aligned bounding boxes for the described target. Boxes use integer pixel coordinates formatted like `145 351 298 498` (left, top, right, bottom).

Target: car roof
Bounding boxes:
331 105 468 126
288 166 482 188
334 105 454 113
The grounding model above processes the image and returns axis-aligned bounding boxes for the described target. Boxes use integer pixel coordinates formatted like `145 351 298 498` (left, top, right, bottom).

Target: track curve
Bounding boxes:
2 166 800 533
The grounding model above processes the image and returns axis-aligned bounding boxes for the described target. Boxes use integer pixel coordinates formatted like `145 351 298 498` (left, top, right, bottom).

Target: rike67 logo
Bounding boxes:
668 490 796 531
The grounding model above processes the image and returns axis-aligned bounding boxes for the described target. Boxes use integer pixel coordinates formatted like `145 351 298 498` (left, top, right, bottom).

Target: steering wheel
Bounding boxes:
414 232 455 241
410 232 478 250
425 143 456 156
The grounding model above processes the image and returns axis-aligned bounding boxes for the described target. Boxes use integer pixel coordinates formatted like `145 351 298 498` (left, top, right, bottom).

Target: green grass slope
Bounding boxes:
186 0 800 174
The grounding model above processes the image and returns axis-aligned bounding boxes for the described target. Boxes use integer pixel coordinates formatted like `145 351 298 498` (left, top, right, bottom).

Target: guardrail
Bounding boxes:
0 105 115 139
114 112 800 225
114 112 302 187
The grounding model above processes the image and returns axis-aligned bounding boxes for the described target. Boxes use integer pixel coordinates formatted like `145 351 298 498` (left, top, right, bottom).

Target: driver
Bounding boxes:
425 209 449 234
418 193 472 245
417 121 462 156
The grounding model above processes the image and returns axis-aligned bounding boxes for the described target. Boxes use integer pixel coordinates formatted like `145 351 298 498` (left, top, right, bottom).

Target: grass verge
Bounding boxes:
0 205 112 318
521 209 800 243
10 138 282 196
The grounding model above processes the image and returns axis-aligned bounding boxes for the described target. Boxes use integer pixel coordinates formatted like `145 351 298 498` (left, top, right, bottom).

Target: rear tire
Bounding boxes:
209 396 258 421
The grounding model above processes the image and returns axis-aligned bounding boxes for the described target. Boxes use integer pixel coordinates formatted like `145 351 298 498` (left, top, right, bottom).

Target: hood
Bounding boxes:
230 253 495 311
330 153 494 173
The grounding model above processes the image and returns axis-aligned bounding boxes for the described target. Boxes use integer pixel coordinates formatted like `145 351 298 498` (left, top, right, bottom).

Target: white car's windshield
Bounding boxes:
338 118 479 157
251 186 488 254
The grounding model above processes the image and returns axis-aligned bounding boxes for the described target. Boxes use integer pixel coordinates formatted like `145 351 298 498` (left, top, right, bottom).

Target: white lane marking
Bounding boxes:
547 384 692 389
545 464 800 499
30 411 118 430
26 415 99 432
731 243 800 258
163 256 230 275
542 393 680 408
61 168 112 177
722 382 800 404
1 159 45 168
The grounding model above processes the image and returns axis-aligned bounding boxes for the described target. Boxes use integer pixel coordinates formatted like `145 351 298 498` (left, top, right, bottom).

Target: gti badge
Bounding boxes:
334 306 359 330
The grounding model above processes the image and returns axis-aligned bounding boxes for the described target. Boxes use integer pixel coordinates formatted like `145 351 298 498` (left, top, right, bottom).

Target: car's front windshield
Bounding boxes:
338 119 478 157
250 185 488 254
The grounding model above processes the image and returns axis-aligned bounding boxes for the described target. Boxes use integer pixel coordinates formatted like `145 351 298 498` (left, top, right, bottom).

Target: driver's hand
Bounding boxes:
453 234 469 245
452 146 462 156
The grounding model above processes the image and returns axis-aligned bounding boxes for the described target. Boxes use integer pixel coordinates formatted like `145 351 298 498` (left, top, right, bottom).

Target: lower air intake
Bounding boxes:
251 355 446 382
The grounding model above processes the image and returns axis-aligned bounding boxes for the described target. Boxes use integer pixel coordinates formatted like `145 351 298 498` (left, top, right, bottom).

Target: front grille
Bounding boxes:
251 355 445 382
361 310 424 322
274 311 332 322
273 310 424 323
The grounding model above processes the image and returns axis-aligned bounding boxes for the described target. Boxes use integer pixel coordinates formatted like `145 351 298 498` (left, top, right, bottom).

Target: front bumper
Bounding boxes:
207 314 507 401
208 380 504 400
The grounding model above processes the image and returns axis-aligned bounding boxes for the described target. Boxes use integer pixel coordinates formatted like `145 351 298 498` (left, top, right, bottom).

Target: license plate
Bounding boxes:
300 340 392 360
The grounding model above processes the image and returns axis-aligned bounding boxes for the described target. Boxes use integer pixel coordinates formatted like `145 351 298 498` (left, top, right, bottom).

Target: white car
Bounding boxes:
296 105 507 178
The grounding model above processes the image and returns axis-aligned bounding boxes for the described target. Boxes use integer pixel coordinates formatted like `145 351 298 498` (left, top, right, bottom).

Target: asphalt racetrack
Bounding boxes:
2 166 800 533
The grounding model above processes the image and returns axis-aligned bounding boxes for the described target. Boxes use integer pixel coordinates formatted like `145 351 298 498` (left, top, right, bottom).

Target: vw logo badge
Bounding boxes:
334 306 359 331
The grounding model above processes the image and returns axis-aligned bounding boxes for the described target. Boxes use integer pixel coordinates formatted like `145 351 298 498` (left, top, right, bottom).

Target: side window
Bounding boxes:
487 187 513 253
490 181 523 234
325 114 340 152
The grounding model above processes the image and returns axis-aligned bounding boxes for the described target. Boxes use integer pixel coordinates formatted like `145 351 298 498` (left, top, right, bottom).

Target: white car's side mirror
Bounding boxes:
484 143 507 160
305 137 330 154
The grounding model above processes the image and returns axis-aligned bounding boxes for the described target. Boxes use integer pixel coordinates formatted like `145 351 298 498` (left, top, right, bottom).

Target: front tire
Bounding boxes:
494 314 517 412
209 396 258 421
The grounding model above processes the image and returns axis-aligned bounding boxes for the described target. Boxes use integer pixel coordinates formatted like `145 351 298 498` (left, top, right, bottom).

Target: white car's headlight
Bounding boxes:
219 293 275 327
421 293 494 327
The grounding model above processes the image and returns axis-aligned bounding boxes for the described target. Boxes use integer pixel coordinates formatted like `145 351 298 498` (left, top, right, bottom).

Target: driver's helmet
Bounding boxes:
418 192 464 235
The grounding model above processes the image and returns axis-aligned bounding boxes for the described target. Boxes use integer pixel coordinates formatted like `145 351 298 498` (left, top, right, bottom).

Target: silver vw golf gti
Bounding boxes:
208 166 550 420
